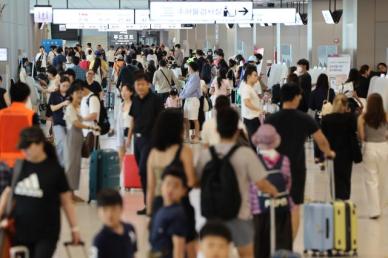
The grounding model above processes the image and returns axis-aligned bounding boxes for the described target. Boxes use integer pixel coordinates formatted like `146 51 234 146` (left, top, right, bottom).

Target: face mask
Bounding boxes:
184 64 188 69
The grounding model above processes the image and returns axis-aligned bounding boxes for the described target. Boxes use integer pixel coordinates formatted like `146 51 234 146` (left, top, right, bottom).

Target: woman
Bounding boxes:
356 65 371 99
146 60 157 84
64 81 99 201
321 94 359 200
0 127 81 258
116 84 134 162
210 67 231 105
358 93 388 219
309 73 335 163
344 69 364 115
91 57 104 85
146 109 197 258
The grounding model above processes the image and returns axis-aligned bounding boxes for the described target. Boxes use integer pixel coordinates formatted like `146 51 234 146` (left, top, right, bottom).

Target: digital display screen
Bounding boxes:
34 6 53 23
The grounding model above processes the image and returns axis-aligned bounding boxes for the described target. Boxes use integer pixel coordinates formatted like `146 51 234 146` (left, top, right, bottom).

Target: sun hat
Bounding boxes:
251 124 281 150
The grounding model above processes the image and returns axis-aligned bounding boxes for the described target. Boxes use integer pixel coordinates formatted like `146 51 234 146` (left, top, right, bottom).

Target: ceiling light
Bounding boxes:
322 0 343 24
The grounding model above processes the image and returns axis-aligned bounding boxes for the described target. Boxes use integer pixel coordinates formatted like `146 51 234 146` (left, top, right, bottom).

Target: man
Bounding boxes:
47 45 57 66
85 43 93 57
53 47 66 71
80 81 101 149
180 61 202 143
196 49 206 74
35 46 47 73
265 83 335 240
152 59 179 103
107 45 115 68
296 59 312 112
240 64 262 148
86 70 103 98
71 56 86 81
357 64 371 98
49 76 70 166
116 56 138 90
96 44 106 61
0 81 39 167
377 62 387 76
174 44 184 67
197 107 278 258
127 72 163 215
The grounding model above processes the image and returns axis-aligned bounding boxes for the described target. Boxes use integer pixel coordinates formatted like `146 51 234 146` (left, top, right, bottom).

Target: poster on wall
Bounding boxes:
280 44 292 67
327 55 351 91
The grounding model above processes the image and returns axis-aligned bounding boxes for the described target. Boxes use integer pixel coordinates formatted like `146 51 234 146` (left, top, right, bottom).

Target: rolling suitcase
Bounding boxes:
123 154 141 190
105 91 115 110
303 160 335 255
89 149 120 202
333 200 358 255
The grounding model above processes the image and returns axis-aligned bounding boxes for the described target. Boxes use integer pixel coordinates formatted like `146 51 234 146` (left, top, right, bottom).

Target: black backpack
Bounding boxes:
201 145 241 220
87 94 110 135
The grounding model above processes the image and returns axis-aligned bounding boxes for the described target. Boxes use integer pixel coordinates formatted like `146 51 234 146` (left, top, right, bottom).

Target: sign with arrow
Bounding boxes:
150 1 253 24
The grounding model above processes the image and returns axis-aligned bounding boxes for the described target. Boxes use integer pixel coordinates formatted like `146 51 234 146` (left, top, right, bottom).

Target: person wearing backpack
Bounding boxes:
196 107 278 258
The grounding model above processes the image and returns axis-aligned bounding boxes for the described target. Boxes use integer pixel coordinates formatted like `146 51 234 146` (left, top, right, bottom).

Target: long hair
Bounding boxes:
316 74 330 91
331 94 348 113
364 93 387 129
151 109 184 151
346 68 360 83
92 57 102 74
217 68 228 89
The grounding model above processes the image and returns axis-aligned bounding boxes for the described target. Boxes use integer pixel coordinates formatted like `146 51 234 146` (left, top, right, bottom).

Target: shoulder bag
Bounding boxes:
160 69 175 87
320 88 333 118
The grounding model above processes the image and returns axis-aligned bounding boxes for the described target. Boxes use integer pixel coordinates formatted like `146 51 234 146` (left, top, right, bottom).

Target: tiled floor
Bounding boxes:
55 138 388 258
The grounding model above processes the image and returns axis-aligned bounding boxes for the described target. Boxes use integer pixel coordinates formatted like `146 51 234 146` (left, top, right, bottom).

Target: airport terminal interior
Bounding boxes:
0 0 388 257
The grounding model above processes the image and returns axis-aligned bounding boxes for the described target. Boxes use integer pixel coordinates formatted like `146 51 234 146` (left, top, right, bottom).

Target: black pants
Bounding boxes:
134 135 151 205
333 152 353 200
157 92 170 104
253 211 292 258
313 116 323 161
14 238 57 258
243 117 261 149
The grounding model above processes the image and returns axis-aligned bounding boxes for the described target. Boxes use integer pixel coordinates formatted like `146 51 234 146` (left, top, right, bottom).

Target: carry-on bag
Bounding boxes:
333 201 357 255
269 198 301 258
303 160 335 255
89 149 120 202
105 91 115 111
64 242 88 258
123 154 141 190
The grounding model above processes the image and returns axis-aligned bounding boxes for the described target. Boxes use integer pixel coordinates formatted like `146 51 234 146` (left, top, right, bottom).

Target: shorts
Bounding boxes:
224 218 254 247
290 170 306 205
183 97 200 121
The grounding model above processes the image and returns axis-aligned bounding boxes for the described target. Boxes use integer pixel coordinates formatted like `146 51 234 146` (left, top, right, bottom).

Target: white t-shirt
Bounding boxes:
107 50 115 63
202 117 247 146
80 93 100 136
64 104 80 130
240 81 262 119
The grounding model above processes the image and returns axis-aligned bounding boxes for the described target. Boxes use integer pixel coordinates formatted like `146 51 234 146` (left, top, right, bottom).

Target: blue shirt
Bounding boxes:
180 73 201 99
150 204 188 258
53 54 66 68
92 222 137 258
72 65 86 81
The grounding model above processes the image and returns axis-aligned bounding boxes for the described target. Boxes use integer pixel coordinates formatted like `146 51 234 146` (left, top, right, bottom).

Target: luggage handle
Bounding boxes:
63 241 88 258
270 198 276 256
326 218 330 239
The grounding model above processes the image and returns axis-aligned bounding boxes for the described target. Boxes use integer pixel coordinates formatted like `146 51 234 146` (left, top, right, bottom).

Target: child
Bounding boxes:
149 168 188 258
92 189 137 258
165 88 181 108
199 221 232 258
250 124 293 258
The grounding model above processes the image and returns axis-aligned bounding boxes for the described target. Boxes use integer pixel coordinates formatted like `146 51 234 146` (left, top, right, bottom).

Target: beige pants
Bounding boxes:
362 141 388 217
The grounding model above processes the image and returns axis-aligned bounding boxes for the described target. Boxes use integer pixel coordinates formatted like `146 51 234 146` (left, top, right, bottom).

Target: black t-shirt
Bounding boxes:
150 204 187 258
92 222 137 258
266 109 319 177
88 81 102 96
48 91 67 126
12 159 70 242
129 92 163 137
298 73 312 112
356 76 370 98
0 88 7 110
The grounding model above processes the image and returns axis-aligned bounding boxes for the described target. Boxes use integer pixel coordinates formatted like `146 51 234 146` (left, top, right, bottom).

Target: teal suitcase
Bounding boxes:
89 149 120 202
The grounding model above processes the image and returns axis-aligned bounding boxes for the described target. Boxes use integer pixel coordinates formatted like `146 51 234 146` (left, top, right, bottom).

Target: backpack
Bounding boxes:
200 145 241 220
201 63 212 84
87 94 110 135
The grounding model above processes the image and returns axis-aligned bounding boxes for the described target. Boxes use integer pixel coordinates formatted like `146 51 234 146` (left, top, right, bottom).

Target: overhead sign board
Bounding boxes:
136 9 150 24
53 9 134 25
150 1 253 24
252 8 296 24
34 6 53 23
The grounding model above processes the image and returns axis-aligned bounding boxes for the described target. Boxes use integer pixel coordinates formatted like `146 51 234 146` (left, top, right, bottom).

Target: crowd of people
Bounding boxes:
0 40 387 258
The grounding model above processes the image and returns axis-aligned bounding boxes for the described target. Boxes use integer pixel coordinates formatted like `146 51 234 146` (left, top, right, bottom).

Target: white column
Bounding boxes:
253 23 257 47
276 23 281 64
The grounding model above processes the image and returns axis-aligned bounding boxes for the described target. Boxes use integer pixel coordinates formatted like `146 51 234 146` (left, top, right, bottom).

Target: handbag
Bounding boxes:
81 132 95 158
160 70 175 87
0 160 23 258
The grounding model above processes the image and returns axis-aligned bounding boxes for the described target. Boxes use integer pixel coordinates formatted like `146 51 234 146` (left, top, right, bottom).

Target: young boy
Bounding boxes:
199 221 232 258
91 189 137 258
149 168 188 258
